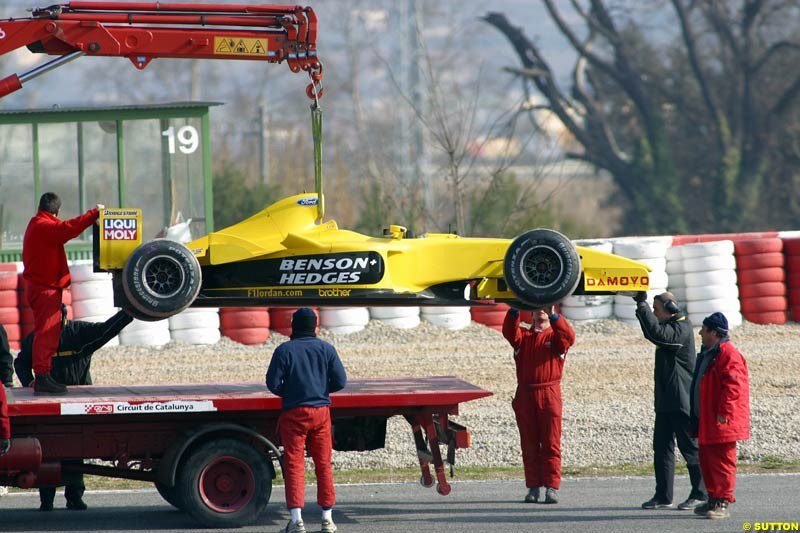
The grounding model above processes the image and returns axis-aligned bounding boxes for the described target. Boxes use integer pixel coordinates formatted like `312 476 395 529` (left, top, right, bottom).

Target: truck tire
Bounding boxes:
155 480 183 509
176 438 273 528
503 229 581 307
122 239 201 320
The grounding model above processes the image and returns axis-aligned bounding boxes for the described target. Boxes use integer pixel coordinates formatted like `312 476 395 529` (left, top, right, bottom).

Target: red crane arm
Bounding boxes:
0 2 323 99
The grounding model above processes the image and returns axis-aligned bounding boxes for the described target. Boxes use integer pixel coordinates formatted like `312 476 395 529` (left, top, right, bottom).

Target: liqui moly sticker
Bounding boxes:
61 400 217 415
103 217 138 240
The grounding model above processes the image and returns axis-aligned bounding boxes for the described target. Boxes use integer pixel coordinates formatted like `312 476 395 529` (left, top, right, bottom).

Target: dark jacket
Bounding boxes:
15 311 133 386
0 324 12 387
635 303 696 416
266 335 347 411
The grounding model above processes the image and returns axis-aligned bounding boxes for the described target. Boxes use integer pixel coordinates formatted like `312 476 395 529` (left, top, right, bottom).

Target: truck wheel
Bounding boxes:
155 481 183 509
503 229 581 307
176 438 273 528
122 239 201 320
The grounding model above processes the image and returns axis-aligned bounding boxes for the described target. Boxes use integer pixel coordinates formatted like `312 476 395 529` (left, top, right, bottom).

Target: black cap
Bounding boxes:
291 307 317 337
703 312 729 336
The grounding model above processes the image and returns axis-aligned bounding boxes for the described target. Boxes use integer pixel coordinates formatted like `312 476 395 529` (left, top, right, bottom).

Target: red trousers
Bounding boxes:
699 441 737 502
26 281 63 375
279 405 335 509
512 382 562 489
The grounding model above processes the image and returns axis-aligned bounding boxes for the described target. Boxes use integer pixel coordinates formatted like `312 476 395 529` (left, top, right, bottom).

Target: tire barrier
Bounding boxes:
420 306 472 330
734 238 786 325
169 307 221 345
560 240 615 324
220 307 270 345
119 317 171 346
782 237 800 322
612 237 671 327
68 261 119 346
319 307 370 334
0 263 20 350
368 306 421 329
470 302 508 331
675 240 743 329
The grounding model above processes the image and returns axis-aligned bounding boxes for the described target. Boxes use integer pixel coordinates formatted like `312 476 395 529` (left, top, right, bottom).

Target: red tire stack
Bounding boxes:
734 238 787 324
219 307 270 345
470 302 509 331
268 307 319 337
0 264 21 350
783 237 800 322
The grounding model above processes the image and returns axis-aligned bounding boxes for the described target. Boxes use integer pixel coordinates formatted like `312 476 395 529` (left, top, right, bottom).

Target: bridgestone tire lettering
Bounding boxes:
503 229 581 307
122 239 202 320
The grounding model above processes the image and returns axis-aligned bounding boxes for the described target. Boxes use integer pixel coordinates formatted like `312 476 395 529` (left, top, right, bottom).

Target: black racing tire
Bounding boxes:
155 480 183 509
175 438 273 528
503 229 581 307
121 239 201 320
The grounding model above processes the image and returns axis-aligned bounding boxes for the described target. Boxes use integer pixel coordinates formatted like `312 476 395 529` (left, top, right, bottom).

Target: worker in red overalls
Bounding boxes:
690 312 750 520
22 192 102 395
503 305 575 505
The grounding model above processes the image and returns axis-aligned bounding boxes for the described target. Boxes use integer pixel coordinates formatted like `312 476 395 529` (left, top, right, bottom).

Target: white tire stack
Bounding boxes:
560 240 614 323
169 307 221 344
68 261 119 346
680 240 742 329
612 237 671 327
368 306 420 329
665 245 688 305
319 307 370 334
119 318 171 346
420 306 472 330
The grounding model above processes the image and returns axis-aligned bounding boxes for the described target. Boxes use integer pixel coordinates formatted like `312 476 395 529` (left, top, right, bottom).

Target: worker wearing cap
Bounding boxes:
266 308 347 533
690 312 750 520
633 291 706 510
503 305 575 505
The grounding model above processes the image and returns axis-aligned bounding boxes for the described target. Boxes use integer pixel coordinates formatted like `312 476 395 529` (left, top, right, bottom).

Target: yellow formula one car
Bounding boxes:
94 194 650 320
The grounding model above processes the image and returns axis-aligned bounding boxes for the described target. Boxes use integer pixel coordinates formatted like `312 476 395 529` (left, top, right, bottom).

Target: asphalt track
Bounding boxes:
2 473 799 532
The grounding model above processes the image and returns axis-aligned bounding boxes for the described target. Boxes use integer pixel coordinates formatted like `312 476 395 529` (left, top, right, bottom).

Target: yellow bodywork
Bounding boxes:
98 193 651 303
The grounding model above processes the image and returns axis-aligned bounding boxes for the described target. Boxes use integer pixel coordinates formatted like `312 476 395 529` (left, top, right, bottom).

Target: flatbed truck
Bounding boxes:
0 376 490 527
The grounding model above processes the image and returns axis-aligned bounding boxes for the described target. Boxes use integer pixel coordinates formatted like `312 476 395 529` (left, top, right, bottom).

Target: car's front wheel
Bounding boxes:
503 229 581 307
121 239 202 320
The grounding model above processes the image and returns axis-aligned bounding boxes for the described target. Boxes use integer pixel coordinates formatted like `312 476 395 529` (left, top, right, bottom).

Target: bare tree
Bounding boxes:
485 0 800 234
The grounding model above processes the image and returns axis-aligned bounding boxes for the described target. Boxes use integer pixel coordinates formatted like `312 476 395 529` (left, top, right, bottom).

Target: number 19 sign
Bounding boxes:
161 125 199 154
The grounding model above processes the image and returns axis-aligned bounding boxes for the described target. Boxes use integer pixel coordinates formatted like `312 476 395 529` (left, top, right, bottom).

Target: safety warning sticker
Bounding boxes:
214 37 268 56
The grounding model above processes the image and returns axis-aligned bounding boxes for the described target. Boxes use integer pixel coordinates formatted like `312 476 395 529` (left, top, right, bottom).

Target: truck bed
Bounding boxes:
8 376 491 417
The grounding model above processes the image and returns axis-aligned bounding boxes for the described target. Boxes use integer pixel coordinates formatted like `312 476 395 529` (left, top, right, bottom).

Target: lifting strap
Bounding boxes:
311 99 324 223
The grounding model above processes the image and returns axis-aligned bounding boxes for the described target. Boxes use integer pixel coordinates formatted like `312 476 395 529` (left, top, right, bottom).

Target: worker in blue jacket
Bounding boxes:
266 308 347 533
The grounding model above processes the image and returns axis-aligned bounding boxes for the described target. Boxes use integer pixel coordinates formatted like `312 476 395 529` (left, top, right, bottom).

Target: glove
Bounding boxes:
0 438 10 457
507 308 520 317
633 291 647 303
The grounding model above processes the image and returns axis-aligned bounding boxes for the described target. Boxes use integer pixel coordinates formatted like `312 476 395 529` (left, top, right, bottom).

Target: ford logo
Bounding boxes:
297 197 318 206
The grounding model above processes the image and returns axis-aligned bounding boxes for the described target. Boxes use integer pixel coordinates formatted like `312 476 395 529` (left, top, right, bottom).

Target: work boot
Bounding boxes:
34 373 67 395
678 496 707 510
694 497 716 515
320 517 337 532
281 519 306 533
66 497 88 510
544 487 559 504
39 486 56 511
642 496 673 509
704 499 730 519
524 487 540 503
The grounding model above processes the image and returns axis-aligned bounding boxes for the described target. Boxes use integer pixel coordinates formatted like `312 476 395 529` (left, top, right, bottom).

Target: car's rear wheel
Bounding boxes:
503 229 581 307
122 239 201 320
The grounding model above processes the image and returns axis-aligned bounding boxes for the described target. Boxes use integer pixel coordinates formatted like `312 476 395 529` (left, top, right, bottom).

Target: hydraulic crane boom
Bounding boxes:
0 2 323 99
